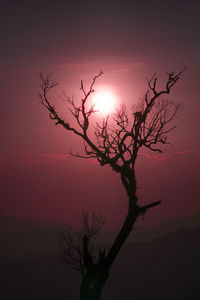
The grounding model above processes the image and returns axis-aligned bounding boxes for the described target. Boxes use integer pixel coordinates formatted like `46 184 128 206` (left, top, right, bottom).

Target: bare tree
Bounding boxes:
39 69 185 300
58 211 105 276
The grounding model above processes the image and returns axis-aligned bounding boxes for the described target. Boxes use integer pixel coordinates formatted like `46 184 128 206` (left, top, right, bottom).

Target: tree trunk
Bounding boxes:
80 285 101 300
80 268 109 300
79 196 139 300
106 194 140 270
79 192 161 300
80 284 101 300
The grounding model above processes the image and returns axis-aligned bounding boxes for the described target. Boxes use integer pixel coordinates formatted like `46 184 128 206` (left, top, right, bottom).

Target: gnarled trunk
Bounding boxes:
79 194 140 300
80 268 109 300
79 192 161 300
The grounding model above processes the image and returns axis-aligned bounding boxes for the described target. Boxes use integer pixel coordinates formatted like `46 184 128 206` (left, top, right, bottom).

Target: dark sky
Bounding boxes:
1 0 200 228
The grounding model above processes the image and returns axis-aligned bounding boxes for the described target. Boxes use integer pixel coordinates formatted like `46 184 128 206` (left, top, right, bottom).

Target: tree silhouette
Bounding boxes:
39 69 185 300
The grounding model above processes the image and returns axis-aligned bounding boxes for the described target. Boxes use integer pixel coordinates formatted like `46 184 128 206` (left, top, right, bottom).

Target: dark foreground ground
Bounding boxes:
0 218 200 300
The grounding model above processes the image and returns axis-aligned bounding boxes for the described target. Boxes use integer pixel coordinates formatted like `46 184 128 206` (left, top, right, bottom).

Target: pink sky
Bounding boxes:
1 0 200 228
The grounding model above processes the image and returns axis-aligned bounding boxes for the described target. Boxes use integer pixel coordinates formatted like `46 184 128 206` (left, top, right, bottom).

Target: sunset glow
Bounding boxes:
1 0 200 235
92 89 117 115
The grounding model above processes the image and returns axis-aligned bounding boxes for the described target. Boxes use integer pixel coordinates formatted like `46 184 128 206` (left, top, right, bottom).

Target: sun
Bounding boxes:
91 88 117 115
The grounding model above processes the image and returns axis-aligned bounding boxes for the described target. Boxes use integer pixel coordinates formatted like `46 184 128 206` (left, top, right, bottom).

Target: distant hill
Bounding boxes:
97 213 200 244
0 225 199 300
0 216 65 233
0 216 65 259
0 214 200 259
104 226 200 300
120 213 200 243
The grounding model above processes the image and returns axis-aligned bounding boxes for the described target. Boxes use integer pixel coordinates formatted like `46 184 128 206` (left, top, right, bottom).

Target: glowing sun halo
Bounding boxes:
92 89 117 115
